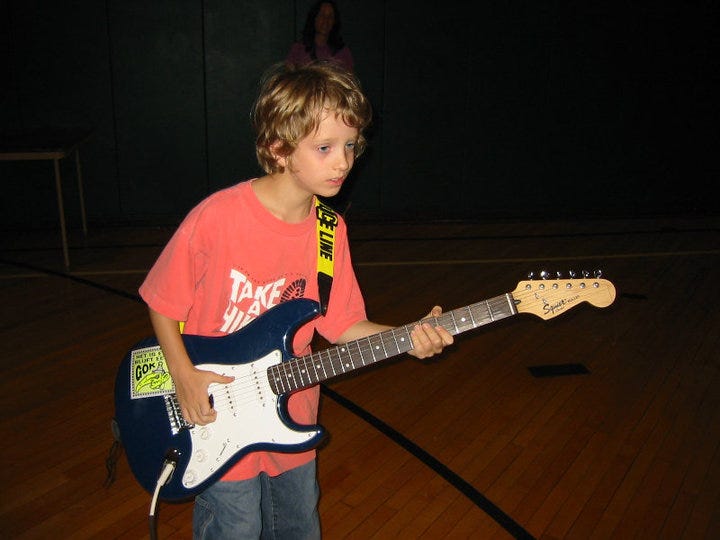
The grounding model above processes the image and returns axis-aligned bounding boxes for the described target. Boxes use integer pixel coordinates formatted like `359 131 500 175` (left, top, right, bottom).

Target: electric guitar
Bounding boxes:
114 275 616 501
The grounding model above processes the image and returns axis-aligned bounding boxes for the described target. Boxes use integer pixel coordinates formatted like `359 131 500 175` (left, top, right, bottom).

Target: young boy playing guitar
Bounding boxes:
138 61 453 538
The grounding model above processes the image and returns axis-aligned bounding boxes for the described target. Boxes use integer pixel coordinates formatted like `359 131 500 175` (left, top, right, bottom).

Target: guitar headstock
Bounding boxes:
512 271 616 320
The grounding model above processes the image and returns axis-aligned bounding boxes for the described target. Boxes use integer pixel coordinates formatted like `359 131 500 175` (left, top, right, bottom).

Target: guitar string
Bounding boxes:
207 292 555 413
206 298 510 413
207 296 514 412
204 281 605 414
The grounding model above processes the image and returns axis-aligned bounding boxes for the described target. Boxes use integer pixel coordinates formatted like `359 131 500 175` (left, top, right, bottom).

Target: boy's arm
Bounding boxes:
148 307 233 426
337 306 453 359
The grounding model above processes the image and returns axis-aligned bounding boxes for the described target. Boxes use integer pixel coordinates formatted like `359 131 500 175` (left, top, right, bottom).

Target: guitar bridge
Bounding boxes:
165 394 193 435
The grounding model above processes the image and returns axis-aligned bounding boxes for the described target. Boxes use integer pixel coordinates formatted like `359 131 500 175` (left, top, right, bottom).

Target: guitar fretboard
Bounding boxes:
267 293 517 395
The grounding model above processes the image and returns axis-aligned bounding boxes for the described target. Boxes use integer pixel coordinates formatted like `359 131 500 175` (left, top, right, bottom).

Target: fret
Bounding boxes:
361 336 373 365
270 365 283 394
327 347 339 377
279 365 288 393
297 356 311 386
346 340 360 370
290 358 305 388
307 354 320 384
342 343 356 372
467 304 477 328
366 332 386 362
382 329 401 357
360 338 370 365
283 364 296 391
505 293 518 315
292 359 304 387
453 306 474 333
485 299 495 321
315 350 328 381
336 344 350 373
286 362 298 390
448 311 459 334
377 332 389 359
366 337 375 363
292 361 304 390
394 326 413 354
391 330 402 354
306 356 317 384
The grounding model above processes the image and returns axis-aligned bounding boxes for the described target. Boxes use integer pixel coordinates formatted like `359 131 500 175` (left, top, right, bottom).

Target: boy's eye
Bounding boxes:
318 145 330 153
345 142 356 151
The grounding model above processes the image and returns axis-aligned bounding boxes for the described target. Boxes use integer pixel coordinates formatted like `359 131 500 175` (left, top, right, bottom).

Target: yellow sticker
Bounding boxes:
130 345 175 399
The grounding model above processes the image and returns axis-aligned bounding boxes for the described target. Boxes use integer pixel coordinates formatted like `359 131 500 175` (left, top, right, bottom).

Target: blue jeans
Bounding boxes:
192 460 321 539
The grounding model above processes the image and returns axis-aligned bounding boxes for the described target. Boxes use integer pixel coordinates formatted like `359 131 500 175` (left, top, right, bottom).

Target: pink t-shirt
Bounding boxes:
139 179 366 480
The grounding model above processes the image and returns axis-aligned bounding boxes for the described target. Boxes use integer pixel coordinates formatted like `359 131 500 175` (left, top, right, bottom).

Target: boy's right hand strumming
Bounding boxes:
148 307 234 426
170 362 234 426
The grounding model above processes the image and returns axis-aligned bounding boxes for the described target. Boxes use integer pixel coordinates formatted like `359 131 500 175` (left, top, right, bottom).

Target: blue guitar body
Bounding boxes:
114 299 323 502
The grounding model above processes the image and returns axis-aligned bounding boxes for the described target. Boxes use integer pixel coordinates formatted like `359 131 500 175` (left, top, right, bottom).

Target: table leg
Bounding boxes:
75 149 88 235
54 158 70 268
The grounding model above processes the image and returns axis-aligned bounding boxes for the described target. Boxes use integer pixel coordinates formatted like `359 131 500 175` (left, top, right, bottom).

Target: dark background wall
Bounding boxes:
1 0 718 229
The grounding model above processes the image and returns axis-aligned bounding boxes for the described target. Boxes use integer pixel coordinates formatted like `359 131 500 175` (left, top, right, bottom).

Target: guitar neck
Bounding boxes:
267 293 518 395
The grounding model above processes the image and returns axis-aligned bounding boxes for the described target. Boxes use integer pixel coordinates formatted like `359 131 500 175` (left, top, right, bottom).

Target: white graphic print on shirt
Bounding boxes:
219 268 306 333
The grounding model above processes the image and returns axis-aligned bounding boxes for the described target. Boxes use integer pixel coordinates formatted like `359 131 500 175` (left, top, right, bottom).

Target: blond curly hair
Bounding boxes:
252 61 372 174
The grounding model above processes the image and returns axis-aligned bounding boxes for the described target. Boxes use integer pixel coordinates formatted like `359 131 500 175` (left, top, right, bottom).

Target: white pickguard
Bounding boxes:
180 350 321 489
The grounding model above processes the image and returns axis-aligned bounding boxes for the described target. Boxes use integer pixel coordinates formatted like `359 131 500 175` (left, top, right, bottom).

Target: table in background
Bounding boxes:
0 128 90 268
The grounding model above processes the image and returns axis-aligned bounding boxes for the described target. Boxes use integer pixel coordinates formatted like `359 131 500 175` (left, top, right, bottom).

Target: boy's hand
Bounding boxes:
408 306 454 359
173 366 235 426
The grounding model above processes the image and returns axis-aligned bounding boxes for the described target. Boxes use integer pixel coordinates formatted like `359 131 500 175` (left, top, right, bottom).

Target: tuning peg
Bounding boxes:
582 270 590 278
594 269 603 278
540 270 550 280
569 270 577 278
527 271 536 280
556 271 563 279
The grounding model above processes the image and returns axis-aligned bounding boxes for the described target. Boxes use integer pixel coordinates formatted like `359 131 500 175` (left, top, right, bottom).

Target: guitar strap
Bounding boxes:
315 198 337 316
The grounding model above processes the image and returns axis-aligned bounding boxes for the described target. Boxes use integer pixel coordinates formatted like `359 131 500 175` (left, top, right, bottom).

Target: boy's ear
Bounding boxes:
270 141 288 169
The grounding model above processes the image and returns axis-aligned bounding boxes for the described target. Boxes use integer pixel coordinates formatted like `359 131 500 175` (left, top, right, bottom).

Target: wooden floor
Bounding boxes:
1 215 719 539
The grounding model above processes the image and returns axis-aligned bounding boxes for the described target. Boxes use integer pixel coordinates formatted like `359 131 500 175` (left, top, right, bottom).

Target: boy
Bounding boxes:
139 61 453 538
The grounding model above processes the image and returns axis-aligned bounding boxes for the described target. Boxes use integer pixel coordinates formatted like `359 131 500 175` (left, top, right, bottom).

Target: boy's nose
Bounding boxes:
335 153 350 172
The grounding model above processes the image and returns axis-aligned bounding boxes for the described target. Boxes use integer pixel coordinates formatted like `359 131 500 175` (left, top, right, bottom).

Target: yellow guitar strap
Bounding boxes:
315 198 337 315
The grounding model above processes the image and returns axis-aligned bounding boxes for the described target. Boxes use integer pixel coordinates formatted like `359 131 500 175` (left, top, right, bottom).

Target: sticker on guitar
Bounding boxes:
130 345 173 399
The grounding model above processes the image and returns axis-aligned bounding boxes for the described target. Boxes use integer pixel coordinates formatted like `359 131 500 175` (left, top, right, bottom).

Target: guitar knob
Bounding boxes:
194 450 207 463
199 427 212 440
183 469 197 487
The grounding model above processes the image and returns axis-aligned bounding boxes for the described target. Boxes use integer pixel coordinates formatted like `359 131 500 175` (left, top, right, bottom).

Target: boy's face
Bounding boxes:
282 111 358 198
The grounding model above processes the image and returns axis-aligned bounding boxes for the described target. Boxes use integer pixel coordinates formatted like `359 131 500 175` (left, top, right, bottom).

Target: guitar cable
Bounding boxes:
148 459 176 540
103 419 123 488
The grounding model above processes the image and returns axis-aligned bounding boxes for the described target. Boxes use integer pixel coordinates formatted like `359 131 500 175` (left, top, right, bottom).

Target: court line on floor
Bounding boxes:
2 249 718 280
322 385 536 539
355 249 720 267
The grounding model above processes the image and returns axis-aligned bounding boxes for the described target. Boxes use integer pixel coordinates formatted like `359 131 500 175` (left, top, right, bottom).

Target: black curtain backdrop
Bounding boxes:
1 1 718 229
